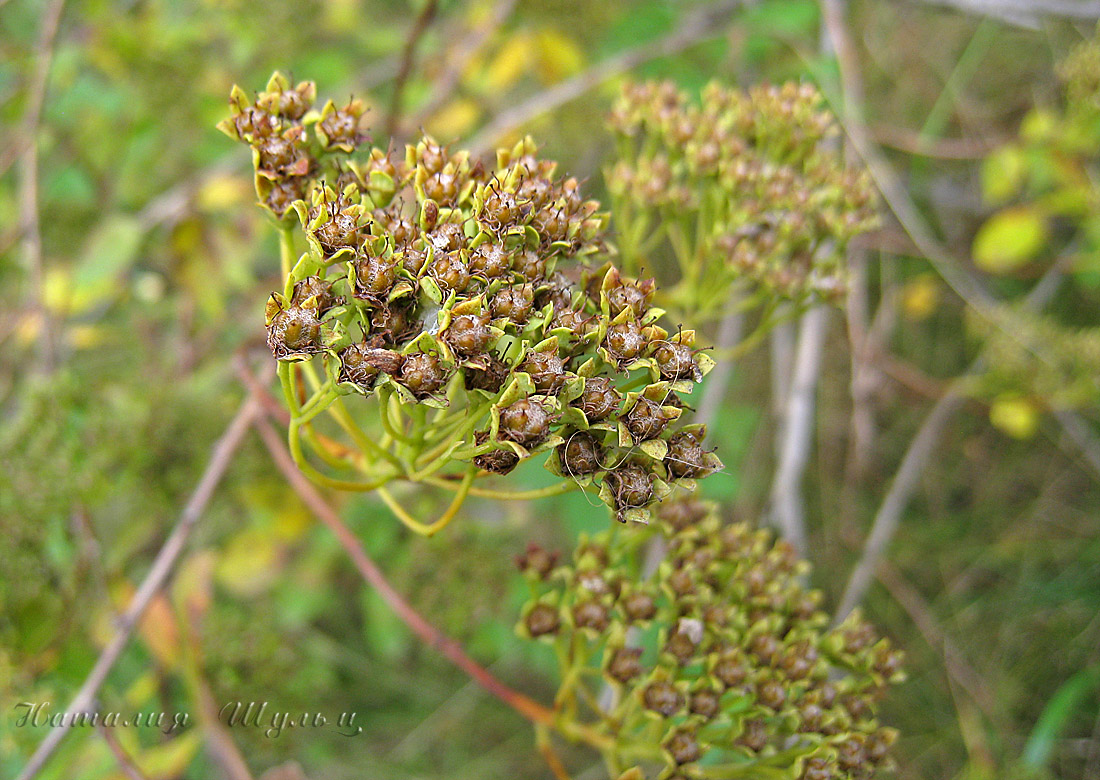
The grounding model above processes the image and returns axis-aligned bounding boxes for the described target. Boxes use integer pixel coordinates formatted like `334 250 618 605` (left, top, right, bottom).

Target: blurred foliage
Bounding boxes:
1 1 1099 779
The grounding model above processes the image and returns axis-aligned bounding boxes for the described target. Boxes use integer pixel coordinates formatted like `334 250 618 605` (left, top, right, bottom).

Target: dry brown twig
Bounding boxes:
18 0 66 374
385 0 441 140
96 724 148 780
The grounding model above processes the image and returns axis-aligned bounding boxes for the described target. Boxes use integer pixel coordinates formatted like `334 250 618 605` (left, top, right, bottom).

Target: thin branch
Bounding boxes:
466 0 747 156
409 0 519 133
1054 410 1100 482
246 394 556 730
905 0 1100 27
16 392 264 780
385 0 440 140
768 305 828 555
876 560 998 721
835 267 1065 621
18 0 66 374
695 308 744 428
96 725 148 780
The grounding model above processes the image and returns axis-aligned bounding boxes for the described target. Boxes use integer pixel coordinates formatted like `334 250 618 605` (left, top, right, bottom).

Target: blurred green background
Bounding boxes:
2 0 1099 778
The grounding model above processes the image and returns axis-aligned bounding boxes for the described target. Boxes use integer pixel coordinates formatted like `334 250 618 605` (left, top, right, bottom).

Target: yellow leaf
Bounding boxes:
990 396 1040 440
427 98 481 139
981 145 1026 204
534 29 585 84
216 528 282 598
197 173 249 213
973 206 1047 273
484 32 532 91
900 274 940 321
134 731 202 778
67 324 106 350
138 593 181 669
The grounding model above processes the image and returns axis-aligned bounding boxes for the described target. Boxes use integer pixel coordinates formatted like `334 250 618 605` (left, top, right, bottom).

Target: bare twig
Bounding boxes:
16 393 264 780
18 0 66 374
385 0 441 140
409 0 519 132
906 0 1100 27
1054 410 1100 482
245 394 556 730
876 560 998 720
96 725 148 780
467 0 747 156
768 305 828 555
836 267 1065 620
695 309 744 427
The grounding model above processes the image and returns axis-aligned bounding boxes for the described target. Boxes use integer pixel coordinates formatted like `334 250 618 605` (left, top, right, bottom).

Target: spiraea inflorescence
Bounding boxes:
221 73 722 526
607 80 879 315
518 499 904 779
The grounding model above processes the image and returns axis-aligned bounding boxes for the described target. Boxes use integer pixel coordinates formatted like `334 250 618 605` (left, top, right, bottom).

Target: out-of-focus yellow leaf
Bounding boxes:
982 144 1026 204
990 395 1040 439
138 593 181 669
67 324 107 350
534 29 584 83
427 98 481 138
123 670 160 710
901 274 940 320
216 528 282 597
484 32 532 91
133 731 202 779
174 550 216 620
14 311 41 346
322 0 359 31
197 173 249 213
43 268 71 314
973 206 1047 273
1021 108 1057 143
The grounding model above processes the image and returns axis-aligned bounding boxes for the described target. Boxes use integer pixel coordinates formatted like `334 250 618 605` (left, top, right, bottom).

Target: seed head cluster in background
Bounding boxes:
607 80 878 313
219 73 722 523
518 499 904 780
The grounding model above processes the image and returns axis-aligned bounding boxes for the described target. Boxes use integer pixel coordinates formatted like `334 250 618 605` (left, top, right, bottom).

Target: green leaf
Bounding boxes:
982 144 1027 204
973 206 1048 273
69 214 145 314
1022 665 1100 770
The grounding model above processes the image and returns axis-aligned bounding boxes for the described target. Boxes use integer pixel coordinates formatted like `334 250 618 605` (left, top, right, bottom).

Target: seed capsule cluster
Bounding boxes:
518 500 904 779
607 80 878 303
224 74 722 524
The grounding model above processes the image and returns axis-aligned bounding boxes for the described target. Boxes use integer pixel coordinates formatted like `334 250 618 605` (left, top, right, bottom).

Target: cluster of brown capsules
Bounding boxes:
220 74 722 524
518 498 904 779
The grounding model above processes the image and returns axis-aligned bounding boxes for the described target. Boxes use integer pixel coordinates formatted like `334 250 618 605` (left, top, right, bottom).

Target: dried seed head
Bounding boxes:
607 647 644 683
498 398 551 446
521 348 570 395
624 396 672 441
689 689 720 720
464 354 509 394
428 251 470 293
653 340 701 382
490 284 535 323
643 681 684 717
621 591 658 622
665 429 714 479
604 319 648 365
573 601 610 632
399 352 448 397
574 376 620 422
605 463 654 518
525 604 560 637
515 543 558 579
446 313 493 357
665 729 702 765
558 431 604 477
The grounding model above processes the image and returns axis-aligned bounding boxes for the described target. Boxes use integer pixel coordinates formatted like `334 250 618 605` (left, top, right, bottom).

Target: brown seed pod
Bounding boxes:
572 601 610 632
354 255 398 298
620 591 658 622
265 177 307 217
468 243 511 279
689 689 721 720
737 718 768 752
624 395 672 441
607 647 644 684
665 618 703 664
399 352 449 397
291 275 340 313
606 276 656 317
428 251 470 293
464 354 509 393
659 499 707 531
758 678 787 711
800 757 834 780
497 398 552 447
445 313 493 357
268 305 321 359
314 205 361 255
665 429 715 479
653 340 702 382
521 348 570 395
318 104 367 150
557 431 604 477
713 650 747 689
604 463 655 518
603 318 648 366
643 681 684 717
665 729 702 765
512 249 547 281
515 542 558 579
574 376 621 422
525 604 560 637
490 284 535 324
